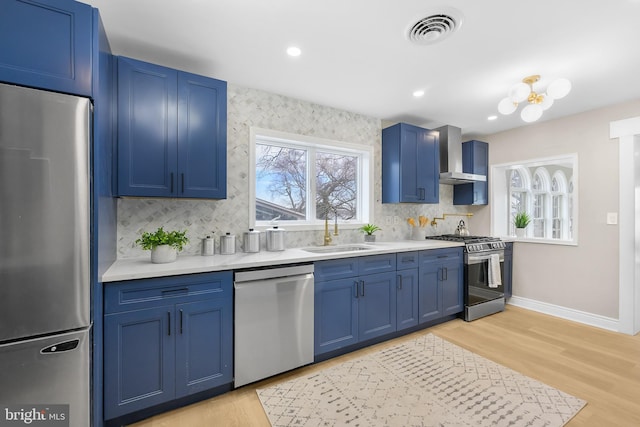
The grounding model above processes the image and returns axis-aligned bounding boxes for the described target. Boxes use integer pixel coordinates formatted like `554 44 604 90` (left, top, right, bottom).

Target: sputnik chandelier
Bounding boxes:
497 75 571 123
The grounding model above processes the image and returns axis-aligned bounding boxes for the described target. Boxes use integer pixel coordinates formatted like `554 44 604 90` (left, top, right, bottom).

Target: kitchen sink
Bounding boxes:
301 244 375 254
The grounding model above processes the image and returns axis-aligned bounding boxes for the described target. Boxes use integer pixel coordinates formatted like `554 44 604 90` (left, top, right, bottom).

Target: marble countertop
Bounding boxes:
102 240 465 282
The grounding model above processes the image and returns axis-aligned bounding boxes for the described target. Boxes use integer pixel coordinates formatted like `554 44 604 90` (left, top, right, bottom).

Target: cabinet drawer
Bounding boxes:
420 247 463 265
396 251 419 270
314 258 359 281
105 271 232 314
358 254 396 275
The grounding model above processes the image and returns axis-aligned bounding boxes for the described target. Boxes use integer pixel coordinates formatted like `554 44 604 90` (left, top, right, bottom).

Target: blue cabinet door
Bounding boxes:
314 278 358 356
104 306 175 419
117 57 178 197
503 242 513 299
396 269 419 330
454 140 488 205
177 72 227 198
357 271 397 341
0 0 92 96
418 261 441 323
382 123 439 204
440 259 464 316
175 298 233 397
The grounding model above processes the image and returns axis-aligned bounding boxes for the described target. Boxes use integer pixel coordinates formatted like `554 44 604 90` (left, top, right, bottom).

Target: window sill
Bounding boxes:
511 237 577 246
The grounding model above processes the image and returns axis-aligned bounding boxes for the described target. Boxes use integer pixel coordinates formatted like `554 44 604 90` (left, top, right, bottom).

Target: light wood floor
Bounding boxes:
130 306 640 426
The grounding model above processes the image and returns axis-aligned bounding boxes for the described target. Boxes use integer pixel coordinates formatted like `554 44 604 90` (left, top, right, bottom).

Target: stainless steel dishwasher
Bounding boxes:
234 263 314 387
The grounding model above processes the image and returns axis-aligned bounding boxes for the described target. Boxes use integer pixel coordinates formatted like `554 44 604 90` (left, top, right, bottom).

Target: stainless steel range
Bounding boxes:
425 235 506 321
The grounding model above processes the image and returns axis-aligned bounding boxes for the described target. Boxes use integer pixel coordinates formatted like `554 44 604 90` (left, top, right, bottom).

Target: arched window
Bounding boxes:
551 171 569 239
532 168 551 238
492 154 577 244
509 167 530 235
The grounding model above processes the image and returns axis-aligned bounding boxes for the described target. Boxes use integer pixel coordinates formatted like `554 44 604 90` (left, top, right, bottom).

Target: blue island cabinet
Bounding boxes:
314 254 397 356
0 0 93 97
103 271 233 420
382 122 440 203
117 56 227 198
418 247 464 323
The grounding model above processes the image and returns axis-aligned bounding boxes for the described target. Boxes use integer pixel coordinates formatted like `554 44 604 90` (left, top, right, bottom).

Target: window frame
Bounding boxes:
249 127 374 231
491 153 578 246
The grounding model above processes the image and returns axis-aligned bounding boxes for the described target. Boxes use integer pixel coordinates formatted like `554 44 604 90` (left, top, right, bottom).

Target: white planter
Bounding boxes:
515 228 526 238
151 245 178 264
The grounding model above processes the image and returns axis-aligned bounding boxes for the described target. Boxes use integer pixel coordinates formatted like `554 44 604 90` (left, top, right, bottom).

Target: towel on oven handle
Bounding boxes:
488 253 502 288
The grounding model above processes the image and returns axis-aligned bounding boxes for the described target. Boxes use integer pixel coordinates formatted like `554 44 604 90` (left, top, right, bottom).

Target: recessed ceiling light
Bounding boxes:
488 115 498 121
413 90 425 98
286 46 301 57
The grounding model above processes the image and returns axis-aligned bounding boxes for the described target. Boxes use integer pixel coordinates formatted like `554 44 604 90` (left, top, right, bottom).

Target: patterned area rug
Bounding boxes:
257 333 586 426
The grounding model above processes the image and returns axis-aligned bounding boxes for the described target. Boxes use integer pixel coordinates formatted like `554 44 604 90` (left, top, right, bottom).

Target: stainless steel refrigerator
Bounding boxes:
0 83 90 427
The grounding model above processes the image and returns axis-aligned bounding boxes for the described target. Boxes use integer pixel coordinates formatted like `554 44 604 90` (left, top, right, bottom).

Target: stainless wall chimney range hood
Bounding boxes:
435 125 487 185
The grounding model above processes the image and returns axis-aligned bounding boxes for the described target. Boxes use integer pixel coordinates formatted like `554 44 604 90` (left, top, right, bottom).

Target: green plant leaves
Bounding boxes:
135 227 189 251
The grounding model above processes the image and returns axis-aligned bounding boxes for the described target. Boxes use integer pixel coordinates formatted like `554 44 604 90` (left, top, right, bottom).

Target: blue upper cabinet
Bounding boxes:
454 140 488 205
0 0 92 97
382 123 439 203
117 56 227 199
117 57 178 197
177 72 227 198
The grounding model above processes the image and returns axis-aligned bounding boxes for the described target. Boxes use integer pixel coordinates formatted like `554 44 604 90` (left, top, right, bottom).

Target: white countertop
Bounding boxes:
102 240 465 282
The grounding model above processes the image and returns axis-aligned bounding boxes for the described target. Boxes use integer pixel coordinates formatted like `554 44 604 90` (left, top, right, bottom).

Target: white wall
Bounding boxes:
473 99 640 320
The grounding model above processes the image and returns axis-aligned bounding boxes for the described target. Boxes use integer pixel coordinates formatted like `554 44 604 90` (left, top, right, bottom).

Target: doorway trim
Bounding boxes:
611 116 640 335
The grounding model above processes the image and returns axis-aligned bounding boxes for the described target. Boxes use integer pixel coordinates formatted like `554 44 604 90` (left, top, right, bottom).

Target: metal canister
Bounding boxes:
201 236 215 256
220 233 236 255
265 226 286 251
243 229 261 253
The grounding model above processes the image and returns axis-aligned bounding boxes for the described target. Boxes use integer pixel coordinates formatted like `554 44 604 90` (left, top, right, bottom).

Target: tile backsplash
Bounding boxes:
117 85 472 258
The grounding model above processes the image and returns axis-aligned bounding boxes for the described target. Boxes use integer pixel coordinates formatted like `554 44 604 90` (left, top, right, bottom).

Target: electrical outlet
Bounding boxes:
606 212 618 225
384 216 392 226
393 216 400 225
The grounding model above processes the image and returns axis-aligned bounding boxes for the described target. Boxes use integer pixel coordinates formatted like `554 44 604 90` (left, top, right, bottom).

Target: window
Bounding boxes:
492 154 578 245
250 128 373 229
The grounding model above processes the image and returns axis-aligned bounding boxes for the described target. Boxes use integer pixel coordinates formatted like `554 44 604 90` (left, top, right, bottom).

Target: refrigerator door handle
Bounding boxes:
40 339 80 354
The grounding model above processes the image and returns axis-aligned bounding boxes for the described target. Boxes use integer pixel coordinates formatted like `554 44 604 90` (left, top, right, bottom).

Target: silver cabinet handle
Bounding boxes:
167 311 171 336
397 274 402 290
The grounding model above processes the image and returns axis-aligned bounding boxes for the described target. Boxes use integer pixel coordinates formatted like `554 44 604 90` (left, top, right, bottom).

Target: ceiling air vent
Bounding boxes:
407 11 462 45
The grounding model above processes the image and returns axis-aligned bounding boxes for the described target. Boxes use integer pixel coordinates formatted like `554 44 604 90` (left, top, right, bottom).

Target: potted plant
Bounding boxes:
135 226 189 263
359 223 381 242
514 211 531 238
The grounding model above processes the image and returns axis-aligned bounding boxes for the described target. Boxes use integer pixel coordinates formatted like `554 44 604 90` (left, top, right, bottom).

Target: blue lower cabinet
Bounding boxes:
314 255 397 356
103 271 232 420
396 268 419 330
503 242 513 299
314 277 359 355
357 272 397 341
104 306 175 419
419 248 464 323
175 299 233 397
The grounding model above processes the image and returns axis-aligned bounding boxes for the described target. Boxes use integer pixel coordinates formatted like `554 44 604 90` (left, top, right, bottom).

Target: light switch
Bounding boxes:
606 212 618 225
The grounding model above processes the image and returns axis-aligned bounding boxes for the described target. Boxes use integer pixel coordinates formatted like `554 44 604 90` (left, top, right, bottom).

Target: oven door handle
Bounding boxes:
467 253 504 265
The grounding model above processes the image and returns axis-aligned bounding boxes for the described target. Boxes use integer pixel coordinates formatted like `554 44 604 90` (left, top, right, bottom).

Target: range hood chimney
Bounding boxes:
435 125 487 185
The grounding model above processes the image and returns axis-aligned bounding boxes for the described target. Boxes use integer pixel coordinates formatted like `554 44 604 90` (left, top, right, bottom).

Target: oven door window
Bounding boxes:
467 257 504 293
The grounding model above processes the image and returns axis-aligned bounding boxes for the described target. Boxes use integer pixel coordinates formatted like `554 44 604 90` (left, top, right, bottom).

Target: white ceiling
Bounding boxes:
85 0 640 138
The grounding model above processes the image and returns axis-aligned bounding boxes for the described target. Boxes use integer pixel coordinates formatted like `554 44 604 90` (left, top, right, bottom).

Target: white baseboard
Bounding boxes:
507 296 620 332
